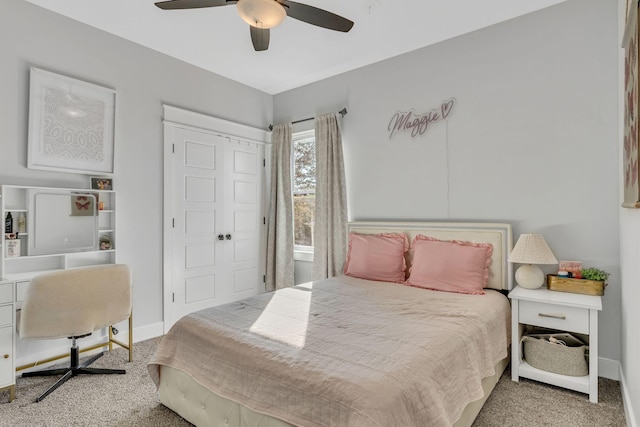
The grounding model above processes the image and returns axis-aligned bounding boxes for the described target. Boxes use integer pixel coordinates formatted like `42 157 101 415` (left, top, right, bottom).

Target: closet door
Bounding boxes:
222 139 264 303
168 126 226 325
165 122 266 331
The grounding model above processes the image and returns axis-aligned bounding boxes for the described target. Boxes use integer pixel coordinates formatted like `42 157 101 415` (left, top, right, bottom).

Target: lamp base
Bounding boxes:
515 264 545 289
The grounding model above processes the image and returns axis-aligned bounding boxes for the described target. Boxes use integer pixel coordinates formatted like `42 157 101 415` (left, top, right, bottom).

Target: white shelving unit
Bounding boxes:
1 185 116 283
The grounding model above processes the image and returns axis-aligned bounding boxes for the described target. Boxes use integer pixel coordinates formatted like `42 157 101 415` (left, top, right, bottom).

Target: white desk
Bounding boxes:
0 279 15 402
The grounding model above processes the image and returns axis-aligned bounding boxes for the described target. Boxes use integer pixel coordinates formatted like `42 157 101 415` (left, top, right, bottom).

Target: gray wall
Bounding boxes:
1 0 273 329
276 0 621 365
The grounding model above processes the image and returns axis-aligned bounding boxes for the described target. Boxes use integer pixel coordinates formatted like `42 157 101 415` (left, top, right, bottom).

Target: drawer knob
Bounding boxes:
2 354 8 359
538 313 566 320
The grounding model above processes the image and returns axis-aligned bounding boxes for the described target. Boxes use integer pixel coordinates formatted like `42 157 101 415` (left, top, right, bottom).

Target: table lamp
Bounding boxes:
508 233 558 289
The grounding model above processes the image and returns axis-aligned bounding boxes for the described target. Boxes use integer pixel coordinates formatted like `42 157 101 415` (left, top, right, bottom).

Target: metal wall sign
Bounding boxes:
388 98 456 139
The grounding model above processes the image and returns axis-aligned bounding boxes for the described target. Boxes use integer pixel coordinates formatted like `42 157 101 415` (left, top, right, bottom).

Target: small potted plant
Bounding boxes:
579 267 610 282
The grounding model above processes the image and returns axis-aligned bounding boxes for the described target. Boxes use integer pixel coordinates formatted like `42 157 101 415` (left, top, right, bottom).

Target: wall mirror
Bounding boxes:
27 190 98 255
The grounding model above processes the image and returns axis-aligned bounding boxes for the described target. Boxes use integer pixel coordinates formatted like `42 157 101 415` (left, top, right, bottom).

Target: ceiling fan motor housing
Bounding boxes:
237 0 286 29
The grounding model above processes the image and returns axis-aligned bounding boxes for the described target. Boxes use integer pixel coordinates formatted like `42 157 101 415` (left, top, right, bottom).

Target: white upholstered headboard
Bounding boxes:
347 221 513 291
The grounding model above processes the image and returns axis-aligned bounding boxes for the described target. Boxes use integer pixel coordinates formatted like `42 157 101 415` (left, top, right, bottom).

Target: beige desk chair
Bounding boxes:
19 264 132 402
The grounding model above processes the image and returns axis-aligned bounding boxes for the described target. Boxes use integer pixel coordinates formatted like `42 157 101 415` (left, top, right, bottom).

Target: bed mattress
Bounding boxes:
156 356 509 427
149 275 511 427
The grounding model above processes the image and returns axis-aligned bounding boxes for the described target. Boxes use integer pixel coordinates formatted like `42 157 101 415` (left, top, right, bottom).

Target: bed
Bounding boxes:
149 221 513 427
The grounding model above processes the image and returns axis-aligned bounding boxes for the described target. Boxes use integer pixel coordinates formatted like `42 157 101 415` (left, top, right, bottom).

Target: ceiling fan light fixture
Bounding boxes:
237 0 286 29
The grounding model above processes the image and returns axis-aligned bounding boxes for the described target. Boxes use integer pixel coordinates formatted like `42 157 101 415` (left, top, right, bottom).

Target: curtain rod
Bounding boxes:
268 108 347 131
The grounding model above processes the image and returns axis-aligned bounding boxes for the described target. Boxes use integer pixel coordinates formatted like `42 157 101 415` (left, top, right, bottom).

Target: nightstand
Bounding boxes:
509 285 602 403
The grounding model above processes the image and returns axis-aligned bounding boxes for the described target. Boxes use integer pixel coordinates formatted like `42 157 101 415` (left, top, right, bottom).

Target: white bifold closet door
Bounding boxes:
166 125 265 330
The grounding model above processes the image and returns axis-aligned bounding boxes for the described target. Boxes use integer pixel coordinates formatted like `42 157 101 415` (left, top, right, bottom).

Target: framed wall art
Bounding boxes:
27 67 116 175
70 192 98 217
623 1 640 208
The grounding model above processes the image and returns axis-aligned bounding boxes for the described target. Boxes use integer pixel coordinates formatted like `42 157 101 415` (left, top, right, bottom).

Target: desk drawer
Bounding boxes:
0 283 11 304
519 300 589 334
15 281 29 303
0 326 13 388
0 305 12 328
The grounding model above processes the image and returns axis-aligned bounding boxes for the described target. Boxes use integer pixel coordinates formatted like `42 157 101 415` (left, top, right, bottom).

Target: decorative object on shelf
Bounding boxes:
5 235 20 258
547 274 606 296
622 1 640 207
90 176 113 191
70 193 98 217
548 264 609 295
4 212 12 233
508 233 558 289
580 267 610 282
27 67 116 175
17 212 26 233
99 235 112 250
558 260 582 278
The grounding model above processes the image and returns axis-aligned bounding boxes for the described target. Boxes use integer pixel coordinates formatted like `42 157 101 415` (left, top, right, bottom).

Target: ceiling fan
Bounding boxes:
155 0 354 51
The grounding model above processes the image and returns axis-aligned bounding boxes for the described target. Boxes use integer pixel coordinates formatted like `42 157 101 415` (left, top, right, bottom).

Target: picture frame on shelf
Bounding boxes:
99 235 112 250
90 176 113 191
70 192 98 217
558 260 582 277
27 67 116 175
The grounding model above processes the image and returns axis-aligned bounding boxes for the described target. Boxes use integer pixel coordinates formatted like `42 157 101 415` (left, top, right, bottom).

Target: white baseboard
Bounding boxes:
132 321 164 343
599 357 620 381
620 365 638 427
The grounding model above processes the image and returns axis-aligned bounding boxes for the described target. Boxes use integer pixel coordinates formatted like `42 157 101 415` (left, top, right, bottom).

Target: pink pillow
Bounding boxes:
405 235 493 294
343 232 409 283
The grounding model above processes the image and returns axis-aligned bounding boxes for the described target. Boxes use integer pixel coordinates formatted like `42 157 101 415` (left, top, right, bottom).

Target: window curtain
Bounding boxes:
312 113 348 280
266 123 294 291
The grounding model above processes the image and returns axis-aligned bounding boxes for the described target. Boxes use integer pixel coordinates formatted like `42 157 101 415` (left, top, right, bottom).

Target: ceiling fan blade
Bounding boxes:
280 0 353 32
155 0 236 10
250 26 270 51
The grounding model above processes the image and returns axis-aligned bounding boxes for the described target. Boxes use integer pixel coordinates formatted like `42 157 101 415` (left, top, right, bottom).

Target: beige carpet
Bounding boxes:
0 338 627 427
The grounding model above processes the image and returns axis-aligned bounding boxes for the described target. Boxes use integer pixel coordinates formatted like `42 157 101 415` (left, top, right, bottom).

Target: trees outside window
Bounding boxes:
293 131 315 248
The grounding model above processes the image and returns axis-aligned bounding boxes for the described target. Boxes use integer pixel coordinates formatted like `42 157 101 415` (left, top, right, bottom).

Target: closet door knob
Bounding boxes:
217 234 224 241
225 234 232 240
3 354 8 359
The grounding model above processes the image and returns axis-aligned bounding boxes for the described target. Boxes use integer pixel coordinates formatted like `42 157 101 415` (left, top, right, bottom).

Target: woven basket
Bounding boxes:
522 333 588 376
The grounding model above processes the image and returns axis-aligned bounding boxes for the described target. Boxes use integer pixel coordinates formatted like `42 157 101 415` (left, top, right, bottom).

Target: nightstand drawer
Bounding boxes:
519 300 589 334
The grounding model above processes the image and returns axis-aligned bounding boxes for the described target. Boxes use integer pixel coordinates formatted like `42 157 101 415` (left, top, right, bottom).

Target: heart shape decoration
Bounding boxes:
441 99 455 119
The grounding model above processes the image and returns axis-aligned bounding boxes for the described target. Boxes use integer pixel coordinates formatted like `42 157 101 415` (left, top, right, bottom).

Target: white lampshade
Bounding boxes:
509 234 558 289
237 0 286 29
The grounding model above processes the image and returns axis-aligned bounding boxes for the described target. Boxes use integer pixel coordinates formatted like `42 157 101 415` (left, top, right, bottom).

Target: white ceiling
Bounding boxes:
24 0 566 95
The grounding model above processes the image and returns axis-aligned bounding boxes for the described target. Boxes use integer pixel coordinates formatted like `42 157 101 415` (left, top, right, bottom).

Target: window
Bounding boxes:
293 130 315 250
